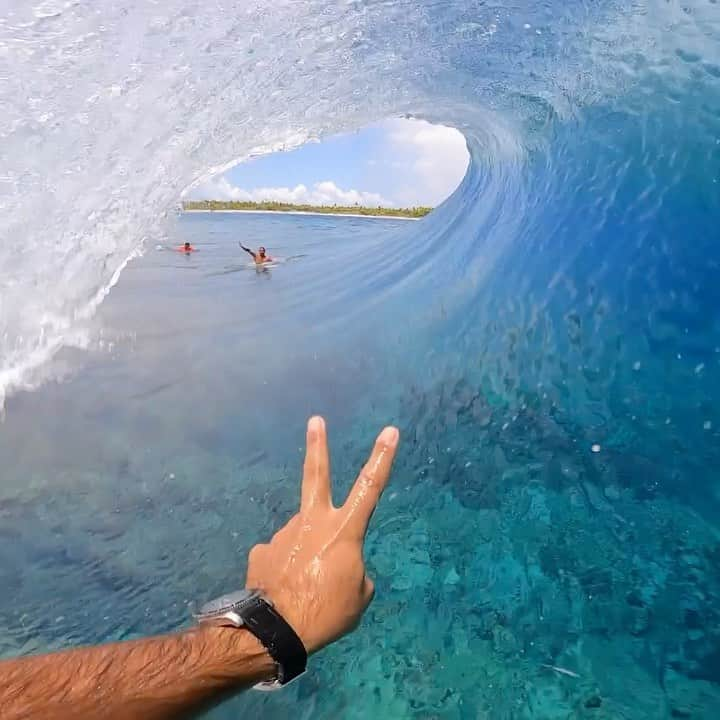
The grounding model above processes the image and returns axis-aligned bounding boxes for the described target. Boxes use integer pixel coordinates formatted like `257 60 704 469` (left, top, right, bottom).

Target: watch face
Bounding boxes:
200 589 257 617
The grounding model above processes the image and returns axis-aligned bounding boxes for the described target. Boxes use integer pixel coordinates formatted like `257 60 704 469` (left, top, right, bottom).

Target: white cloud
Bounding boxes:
189 177 393 207
186 118 468 209
381 118 469 206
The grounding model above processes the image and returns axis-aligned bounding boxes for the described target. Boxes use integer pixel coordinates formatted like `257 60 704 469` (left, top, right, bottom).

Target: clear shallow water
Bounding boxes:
3 210 720 719
2 0 720 718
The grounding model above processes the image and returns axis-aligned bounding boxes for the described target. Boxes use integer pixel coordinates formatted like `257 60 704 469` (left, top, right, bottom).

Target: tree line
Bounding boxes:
182 199 433 219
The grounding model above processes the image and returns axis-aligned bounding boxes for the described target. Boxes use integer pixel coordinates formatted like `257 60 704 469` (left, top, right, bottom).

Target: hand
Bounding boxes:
245 416 399 654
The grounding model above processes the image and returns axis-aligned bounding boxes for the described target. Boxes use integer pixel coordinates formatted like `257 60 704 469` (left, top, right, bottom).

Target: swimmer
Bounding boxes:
177 242 196 253
240 243 273 264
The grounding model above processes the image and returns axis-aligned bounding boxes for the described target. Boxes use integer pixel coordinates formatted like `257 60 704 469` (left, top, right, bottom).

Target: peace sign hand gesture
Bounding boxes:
245 416 400 654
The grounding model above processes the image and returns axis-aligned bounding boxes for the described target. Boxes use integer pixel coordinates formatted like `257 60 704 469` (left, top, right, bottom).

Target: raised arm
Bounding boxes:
0 417 399 720
239 243 256 259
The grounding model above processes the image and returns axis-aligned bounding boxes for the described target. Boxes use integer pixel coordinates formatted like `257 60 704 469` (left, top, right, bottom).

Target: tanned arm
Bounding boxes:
0 417 399 720
239 243 256 259
1 626 274 720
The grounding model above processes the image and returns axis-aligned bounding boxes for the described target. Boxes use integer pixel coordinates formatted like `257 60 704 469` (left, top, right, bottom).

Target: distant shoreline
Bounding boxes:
181 200 432 220
183 208 420 221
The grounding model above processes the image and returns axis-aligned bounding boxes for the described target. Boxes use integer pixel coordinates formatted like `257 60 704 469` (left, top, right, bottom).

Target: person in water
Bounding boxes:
178 241 196 253
0 417 400 720
240 243 272 264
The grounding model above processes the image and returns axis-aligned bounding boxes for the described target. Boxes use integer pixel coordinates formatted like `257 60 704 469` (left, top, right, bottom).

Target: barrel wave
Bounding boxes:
2 1 720 717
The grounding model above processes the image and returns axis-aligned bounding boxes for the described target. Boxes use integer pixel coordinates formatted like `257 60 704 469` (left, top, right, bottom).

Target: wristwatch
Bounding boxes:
195 589 307 690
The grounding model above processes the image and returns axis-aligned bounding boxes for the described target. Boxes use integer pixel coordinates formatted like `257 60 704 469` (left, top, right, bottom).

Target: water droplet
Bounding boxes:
591 444 601 453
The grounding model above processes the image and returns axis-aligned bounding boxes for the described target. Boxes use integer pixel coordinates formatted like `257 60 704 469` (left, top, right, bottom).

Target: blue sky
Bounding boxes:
187 118 469 207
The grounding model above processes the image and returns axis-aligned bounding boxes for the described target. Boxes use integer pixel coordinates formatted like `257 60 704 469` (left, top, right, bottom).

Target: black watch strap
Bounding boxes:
242 597 307 685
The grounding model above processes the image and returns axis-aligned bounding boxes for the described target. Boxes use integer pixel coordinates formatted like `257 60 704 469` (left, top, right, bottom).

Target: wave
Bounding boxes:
1 0 718 412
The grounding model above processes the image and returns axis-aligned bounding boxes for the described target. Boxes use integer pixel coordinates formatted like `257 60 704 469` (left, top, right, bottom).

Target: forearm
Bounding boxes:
0 626 275 720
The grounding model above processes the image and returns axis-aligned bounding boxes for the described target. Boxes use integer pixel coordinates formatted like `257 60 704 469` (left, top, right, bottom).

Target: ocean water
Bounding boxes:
2 1 720 718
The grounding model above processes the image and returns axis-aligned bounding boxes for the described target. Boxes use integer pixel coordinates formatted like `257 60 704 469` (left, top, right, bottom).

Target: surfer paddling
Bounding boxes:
240 243 273 265
177 242 197 253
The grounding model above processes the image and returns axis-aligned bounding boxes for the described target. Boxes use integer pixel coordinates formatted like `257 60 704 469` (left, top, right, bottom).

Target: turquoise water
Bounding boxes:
3 208 720 719
3 0 720 718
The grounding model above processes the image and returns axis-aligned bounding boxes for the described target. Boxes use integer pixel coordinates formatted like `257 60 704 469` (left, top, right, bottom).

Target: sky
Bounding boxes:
186 118 469 208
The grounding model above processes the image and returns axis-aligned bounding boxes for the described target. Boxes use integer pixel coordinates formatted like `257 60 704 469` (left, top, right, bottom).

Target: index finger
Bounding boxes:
301 416 332 510
341 426 399 538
